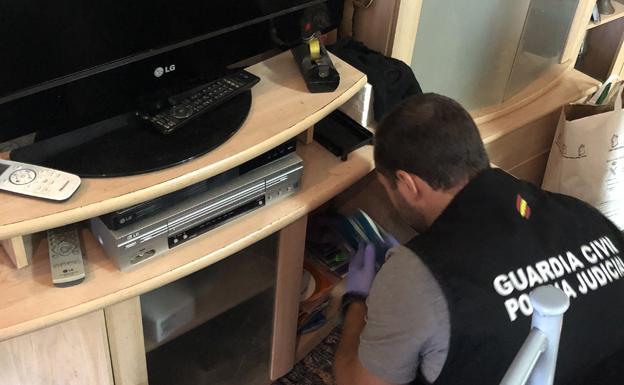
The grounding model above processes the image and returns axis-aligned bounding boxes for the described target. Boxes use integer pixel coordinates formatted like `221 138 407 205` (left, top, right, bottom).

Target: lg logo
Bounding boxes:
154 64 176 78
126 232 140 241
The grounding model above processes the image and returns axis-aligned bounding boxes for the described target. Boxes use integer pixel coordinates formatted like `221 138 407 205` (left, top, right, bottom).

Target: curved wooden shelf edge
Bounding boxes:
474 68 600 145
472 65 571 127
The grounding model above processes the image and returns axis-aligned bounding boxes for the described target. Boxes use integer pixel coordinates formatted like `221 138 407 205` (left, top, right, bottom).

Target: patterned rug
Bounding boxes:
272 328 341 385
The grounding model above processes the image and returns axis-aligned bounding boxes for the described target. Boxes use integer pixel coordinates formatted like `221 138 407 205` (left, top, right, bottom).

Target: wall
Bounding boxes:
347 0 596 186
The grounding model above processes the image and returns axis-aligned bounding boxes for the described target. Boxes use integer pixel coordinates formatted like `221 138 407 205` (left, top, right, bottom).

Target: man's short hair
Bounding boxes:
374 93 490 190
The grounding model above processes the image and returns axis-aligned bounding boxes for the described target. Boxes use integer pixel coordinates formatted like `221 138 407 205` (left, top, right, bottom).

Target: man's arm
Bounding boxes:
334 302 397 385
335 245 448 385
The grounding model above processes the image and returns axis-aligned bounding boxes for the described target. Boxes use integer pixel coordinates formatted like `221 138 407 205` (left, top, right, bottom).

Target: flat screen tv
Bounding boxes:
0 1 341 176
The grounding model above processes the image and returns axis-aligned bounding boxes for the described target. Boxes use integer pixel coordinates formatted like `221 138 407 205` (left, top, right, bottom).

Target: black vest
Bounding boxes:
406 169 624 385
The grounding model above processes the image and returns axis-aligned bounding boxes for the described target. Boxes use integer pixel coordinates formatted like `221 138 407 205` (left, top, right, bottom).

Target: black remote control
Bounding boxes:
138 70 261 134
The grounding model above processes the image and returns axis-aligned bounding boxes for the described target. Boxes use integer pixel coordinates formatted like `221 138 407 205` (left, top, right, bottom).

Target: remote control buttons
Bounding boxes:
9 169 36 185
139 70 259 135
173 106 193 119
52 240 76 257
0 161 80 201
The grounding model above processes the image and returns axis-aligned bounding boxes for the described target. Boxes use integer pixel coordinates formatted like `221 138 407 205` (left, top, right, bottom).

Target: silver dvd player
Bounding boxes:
91 153 303 270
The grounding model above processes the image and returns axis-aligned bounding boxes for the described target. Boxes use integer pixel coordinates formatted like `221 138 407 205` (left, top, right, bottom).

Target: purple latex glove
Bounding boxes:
382 233 400 248
376 232 400 268
346 242 377 296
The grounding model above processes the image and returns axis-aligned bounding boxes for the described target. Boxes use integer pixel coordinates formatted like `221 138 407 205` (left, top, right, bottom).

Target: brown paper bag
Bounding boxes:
542 86 624 230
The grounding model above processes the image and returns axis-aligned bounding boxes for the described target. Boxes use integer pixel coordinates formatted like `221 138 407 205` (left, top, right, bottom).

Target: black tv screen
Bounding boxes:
0 0 340 142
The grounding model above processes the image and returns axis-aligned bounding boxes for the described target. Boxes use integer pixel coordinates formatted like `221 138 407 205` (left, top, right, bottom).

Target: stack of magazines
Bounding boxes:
298 209 393 334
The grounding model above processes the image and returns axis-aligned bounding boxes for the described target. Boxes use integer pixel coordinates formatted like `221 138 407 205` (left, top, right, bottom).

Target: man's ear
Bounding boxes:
396 170 432 203
395 170 420 199
396 170 416 191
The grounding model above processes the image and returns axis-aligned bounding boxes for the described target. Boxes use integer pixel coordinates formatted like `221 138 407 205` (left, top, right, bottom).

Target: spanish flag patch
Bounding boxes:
516 194 531 220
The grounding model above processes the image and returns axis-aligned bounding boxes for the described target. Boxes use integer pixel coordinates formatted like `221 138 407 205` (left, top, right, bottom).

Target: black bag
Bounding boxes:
329 38 422 121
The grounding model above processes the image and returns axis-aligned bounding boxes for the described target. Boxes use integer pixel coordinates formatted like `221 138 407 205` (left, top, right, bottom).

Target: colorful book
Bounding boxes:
337 209 392 269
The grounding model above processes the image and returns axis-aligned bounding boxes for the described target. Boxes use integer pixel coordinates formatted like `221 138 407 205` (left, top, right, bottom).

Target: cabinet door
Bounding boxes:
0 310 114 385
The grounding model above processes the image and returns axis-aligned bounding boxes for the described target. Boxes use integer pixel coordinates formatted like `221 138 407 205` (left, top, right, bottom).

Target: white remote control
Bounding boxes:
0 159 81 201
47 225 86 287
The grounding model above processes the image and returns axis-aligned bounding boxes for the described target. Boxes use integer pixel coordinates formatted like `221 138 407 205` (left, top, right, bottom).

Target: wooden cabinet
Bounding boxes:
0 311 114 385
577 19 624 80
0 50 369 385
577 1 624 80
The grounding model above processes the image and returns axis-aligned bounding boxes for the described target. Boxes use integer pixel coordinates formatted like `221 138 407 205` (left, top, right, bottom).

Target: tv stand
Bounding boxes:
11 92 252 177
0 51 374 385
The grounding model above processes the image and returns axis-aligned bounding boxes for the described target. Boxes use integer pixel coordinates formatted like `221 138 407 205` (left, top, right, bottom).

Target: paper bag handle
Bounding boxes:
615 82 624 111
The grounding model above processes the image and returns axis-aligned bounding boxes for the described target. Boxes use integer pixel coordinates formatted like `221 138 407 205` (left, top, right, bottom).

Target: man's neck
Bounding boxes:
425 180 468 227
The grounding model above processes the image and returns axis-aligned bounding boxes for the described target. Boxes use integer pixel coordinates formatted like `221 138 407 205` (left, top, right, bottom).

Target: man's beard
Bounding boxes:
394 192 429 233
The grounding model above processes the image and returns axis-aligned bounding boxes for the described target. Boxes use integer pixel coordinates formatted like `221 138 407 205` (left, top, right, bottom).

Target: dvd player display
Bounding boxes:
91 152 303 270
100 139 297 230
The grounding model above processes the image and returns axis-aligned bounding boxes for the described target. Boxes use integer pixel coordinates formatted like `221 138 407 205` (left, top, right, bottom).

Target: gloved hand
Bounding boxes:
382 232 400 248
375 232 400 269
346 242 377 296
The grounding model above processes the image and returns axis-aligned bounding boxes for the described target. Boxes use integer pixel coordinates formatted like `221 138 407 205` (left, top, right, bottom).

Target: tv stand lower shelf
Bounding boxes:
296 280 346 362
0 141 381 385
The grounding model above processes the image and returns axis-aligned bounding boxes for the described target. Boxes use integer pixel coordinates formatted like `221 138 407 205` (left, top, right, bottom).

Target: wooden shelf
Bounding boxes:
472 61 569 126
577 15 624 81
295 279 346 362
144 242 276 352
0 51 367 240
0 141 374 342
477 69 599 146
587 1 624 30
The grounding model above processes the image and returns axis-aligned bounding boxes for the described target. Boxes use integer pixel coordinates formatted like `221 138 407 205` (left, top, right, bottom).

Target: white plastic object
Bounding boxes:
500 285 570 385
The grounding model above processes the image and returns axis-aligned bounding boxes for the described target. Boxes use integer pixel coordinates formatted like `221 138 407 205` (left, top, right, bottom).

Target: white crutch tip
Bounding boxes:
530 285 570 316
